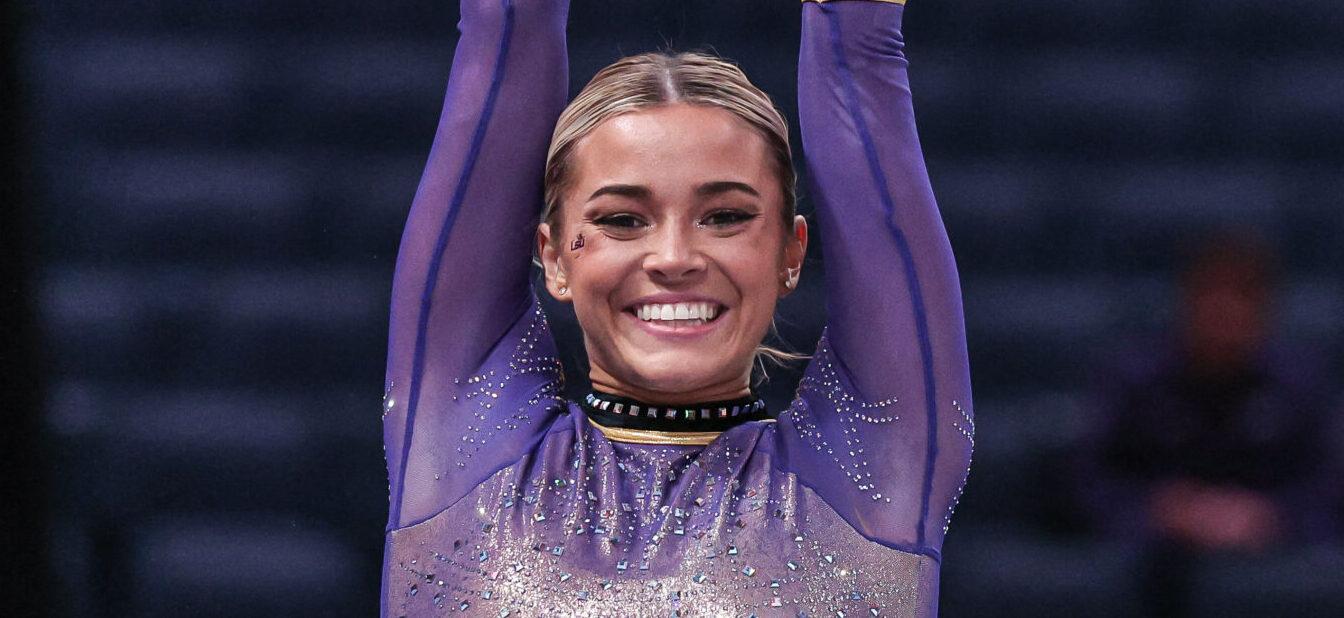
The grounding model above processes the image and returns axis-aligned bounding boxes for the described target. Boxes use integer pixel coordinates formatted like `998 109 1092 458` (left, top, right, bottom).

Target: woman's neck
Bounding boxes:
587 372 752 406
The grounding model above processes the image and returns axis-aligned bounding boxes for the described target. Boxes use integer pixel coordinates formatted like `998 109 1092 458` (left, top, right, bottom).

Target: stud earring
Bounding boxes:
558 285 568 295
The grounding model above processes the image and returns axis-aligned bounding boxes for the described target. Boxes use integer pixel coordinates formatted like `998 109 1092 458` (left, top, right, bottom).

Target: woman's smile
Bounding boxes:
624 298 728 338
537 103 806 401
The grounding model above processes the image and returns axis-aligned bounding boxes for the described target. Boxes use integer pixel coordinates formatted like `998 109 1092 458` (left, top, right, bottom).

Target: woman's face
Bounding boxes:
538 103 807 404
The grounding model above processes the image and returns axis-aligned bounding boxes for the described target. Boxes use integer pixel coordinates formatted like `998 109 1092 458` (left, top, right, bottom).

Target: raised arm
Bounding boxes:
383 0 569 530
778 0 973 558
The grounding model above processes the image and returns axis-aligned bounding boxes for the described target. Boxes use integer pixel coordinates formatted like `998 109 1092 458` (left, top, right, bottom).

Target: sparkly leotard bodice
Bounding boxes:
381 1 974 616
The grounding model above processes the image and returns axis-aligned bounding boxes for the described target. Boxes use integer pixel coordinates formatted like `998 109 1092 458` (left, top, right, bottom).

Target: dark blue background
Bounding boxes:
8 0 1344 615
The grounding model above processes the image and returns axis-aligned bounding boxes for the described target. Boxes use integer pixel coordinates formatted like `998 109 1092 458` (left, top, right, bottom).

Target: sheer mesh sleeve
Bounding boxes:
775 0 974 559
382 0 569 530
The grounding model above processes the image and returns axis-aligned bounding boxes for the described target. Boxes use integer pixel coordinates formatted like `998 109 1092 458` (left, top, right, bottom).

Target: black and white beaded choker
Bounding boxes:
581 390 769 434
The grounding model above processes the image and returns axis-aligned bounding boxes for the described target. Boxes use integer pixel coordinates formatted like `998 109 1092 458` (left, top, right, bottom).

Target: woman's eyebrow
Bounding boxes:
695 181 760 198
587 184 650 202
586 181 759 202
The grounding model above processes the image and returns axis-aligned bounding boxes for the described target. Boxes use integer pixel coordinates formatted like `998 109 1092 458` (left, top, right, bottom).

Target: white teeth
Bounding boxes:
636 302 721 322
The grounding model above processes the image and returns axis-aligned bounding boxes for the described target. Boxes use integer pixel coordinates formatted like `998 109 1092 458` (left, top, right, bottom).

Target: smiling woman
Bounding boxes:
381 1 973 616
538 100 807 405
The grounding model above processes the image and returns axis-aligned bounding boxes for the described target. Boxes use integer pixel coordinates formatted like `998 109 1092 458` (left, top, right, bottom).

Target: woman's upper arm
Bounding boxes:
383 0 570 530
777 0 973 557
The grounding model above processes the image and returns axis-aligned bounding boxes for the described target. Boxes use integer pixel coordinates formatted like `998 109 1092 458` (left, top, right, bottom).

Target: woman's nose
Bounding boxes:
643 225 706 281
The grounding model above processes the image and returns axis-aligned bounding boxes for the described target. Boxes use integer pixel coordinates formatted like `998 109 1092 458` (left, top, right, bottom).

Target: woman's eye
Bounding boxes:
700 210 758 228
594 214 647 229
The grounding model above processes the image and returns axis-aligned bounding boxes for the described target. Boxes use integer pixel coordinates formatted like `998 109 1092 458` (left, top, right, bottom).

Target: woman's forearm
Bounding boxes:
791 0 974 554
383 0 569 530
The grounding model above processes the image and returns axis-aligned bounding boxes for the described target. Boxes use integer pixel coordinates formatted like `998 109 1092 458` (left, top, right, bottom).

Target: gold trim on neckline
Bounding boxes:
587 418 722 446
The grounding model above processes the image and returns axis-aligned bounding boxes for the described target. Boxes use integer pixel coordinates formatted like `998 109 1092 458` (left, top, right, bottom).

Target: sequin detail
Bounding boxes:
382 380 396 421
783 332 901 504
943 400 975 534
448 304 565 470
387 420 936 616
951 400 975 448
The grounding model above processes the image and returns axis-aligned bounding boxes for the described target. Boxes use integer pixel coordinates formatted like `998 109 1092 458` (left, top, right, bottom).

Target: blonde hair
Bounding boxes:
542 50 796 232
542 50 808 376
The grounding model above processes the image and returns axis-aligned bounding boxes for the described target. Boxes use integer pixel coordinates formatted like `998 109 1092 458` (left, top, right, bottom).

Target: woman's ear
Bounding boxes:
536 222 571 303
781 215 808 296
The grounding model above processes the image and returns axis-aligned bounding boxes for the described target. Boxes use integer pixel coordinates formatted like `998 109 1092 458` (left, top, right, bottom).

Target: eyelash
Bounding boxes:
591 211 758 230
699 210 758 228
593 214 646 229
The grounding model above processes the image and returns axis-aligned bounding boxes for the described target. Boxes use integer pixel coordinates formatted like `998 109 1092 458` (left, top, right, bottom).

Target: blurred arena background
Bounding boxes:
6 0 1343 615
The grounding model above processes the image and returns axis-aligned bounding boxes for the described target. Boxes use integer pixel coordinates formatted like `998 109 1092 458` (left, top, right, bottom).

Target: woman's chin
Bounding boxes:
622 360 743 402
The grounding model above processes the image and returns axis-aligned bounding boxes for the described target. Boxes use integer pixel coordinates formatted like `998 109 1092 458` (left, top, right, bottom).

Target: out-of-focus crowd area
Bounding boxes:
6 0 1343 615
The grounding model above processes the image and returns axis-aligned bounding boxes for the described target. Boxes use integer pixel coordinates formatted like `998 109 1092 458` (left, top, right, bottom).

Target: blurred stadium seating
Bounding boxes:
21 0 1343 615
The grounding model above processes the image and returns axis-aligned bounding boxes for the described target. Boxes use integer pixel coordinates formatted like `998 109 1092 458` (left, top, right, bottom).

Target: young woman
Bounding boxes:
381 0 973 615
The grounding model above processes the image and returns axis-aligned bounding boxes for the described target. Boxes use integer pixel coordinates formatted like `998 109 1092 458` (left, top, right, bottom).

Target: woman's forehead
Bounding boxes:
569 104 775 190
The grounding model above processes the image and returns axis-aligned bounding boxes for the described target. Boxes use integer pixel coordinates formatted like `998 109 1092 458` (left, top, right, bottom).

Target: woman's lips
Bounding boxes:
623 307 725 339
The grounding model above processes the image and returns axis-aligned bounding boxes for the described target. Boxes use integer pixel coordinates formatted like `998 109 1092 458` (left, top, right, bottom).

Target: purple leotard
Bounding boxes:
381 1 973 615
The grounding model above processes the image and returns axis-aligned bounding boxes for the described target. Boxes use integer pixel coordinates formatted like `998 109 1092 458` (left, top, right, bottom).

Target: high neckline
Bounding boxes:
580 389 770 435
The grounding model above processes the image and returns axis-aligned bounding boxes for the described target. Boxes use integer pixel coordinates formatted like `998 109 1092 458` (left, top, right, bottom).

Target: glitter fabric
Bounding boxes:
382 1 973 615
387 413 938 617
